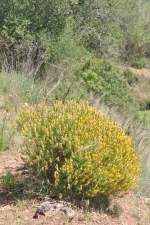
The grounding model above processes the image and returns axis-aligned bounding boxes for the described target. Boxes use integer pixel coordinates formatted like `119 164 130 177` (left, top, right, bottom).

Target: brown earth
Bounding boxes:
0 151 149 225
122 66 150 79
128 68 150 79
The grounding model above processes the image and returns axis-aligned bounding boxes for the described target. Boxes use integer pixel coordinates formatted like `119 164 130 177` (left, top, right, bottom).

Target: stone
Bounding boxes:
33 199 75 220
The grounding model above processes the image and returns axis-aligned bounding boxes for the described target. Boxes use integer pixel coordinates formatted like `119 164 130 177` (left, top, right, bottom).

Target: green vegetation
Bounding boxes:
81 59 138 112
131 58 147 69
136 111 150 128
16 101 140 198
0 0 150 217
0 0 150 72
123 69 139 86
0 171 16 189
0 129 8 151
0 72 47 107
0 113 9 151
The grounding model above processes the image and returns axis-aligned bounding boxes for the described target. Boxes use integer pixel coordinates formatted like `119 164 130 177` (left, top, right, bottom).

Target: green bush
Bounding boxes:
123 69 139 86
16 101 140 198
131 58 147 69
0 0 68 40
136 111 150 128
0 0 71 72
80 59 138 112
82 70 105 95
0 171 16 189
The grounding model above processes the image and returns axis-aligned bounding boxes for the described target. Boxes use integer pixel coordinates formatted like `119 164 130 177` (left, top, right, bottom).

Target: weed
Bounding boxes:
0 113 9 151
0 171 16 189
131 58 147 69
123 69 139 86
107 203 123 218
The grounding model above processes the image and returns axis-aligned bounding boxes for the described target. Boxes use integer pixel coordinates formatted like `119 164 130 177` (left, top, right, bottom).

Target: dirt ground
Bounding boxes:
0 151 149 225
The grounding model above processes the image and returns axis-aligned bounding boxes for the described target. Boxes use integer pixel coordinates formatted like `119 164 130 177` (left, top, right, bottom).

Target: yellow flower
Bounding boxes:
16 100 141 198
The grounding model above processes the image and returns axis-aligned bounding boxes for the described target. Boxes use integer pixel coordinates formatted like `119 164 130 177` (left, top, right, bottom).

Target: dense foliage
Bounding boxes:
80 59 138 111
0 0 149 72
0 0 68 39
16 101 140 198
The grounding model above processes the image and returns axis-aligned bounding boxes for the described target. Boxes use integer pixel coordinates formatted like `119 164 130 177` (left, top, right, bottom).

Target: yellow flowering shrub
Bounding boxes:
16 101 140 198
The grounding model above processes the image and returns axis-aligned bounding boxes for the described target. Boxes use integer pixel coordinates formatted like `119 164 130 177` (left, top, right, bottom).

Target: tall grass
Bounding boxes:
0 72 48 110
0 114 8 151
0 72 50 151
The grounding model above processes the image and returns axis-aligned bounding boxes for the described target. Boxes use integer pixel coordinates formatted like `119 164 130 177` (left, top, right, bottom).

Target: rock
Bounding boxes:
33 199 75 220
144 197 150 206
62 207 75 220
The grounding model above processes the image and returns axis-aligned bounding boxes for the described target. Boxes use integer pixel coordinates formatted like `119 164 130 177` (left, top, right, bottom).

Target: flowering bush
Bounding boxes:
16 101 140 198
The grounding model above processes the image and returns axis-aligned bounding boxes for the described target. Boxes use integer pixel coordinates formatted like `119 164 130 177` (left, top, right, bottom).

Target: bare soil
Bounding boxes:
128 67 150 79
0 151 149 225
